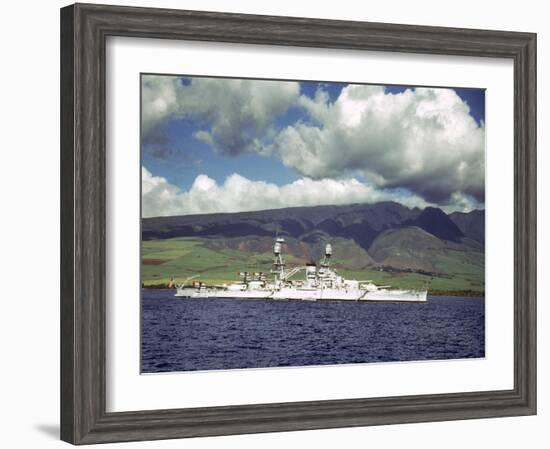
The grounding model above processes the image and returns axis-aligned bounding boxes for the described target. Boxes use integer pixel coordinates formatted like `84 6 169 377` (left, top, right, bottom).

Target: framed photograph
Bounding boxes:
60 3 536 444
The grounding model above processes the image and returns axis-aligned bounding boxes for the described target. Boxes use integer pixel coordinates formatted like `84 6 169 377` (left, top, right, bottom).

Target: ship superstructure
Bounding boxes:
175 238 427 302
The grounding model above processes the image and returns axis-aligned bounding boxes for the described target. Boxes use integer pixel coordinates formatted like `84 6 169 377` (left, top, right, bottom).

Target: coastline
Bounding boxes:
141 282 484 298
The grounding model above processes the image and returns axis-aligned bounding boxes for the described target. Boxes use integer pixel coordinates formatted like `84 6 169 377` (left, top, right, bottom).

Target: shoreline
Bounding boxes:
141 283 484 298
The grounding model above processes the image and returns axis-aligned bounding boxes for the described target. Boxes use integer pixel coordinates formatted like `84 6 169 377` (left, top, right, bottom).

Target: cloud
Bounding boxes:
142 77 485 207
141 75 300 155
271 85 485 204
145 146 174 160
141 167 183 218
141 166 437 218
440 192 484 214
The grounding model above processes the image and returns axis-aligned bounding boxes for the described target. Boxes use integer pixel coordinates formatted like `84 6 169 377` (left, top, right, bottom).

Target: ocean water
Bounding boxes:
141 289 485 373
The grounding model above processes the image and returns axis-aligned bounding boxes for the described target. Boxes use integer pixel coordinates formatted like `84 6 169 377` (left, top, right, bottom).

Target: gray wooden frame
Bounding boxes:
60 2 537 444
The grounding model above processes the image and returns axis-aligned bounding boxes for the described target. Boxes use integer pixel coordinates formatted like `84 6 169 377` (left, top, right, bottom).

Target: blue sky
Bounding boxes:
143 115 301 191
141 75 485 217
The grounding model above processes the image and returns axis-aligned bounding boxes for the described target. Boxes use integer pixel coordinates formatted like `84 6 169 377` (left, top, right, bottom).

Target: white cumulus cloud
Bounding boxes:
271 85 485 204
142 76 485 208
141 167 435 218
142 75 300 155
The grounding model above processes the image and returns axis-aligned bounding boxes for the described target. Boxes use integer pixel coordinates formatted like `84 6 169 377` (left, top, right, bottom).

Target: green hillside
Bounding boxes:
141 235 484 296
142 237 304 286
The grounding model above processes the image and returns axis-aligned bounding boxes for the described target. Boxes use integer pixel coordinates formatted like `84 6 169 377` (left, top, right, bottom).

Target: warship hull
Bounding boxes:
175 286 427 302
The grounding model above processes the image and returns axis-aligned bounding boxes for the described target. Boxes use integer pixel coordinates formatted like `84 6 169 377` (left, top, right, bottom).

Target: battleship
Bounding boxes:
175 238 427 302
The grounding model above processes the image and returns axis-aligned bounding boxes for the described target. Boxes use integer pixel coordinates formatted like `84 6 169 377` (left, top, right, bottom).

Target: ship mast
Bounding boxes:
272 237 286 281
317 243 333 286
320 243 332 268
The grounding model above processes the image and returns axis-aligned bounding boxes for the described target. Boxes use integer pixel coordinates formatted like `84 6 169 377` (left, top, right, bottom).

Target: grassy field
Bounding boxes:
142 237 304 286
141 237 484 295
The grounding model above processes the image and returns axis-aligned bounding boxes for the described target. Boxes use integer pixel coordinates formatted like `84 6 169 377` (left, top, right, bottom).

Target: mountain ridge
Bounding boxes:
142 202 484 246
141 202 485 293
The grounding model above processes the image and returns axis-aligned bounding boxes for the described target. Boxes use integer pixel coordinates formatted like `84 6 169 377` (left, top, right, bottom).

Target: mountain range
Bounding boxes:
142 202 485 278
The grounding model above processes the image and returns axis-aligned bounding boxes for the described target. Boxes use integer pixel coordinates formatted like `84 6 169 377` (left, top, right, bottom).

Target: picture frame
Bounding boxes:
60 3 536 445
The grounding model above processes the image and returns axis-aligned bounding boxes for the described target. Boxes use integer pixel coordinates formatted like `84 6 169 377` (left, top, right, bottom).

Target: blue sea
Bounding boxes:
141 289 485 373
